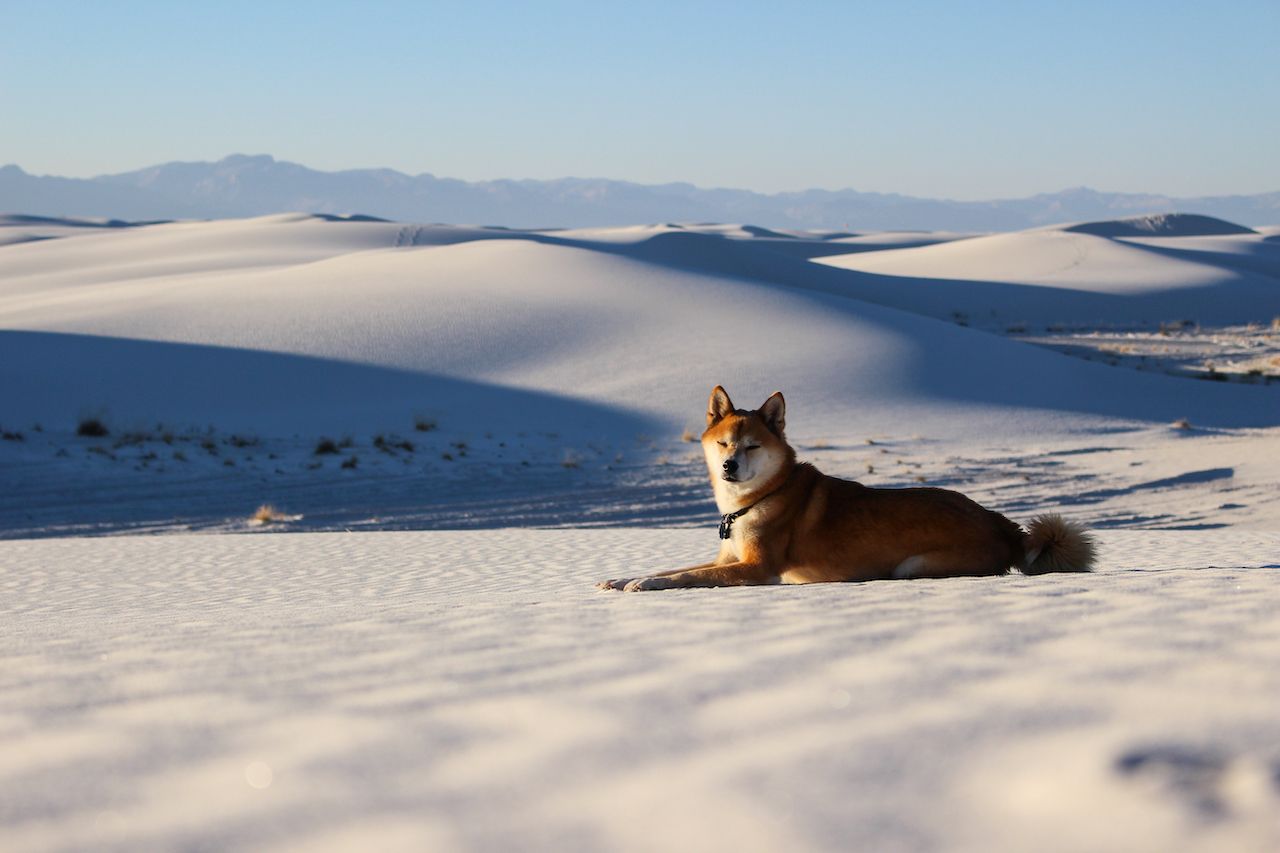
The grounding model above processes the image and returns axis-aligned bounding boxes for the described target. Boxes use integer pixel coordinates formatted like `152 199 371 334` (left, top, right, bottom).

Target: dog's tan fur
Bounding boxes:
599 386 1095 592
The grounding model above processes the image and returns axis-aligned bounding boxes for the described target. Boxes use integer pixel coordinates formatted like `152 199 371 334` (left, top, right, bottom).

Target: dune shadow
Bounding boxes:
1114 238 1280 284
1064 214 1256 238
511 230 1280 428
0 330 657 438
525 228 1280 327
0 213 172 229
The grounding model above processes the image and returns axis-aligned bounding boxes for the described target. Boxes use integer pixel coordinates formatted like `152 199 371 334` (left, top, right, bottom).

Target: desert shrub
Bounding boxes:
249 504 297 526
341 455 358 469
1159 319 1195 336
114 431 150 448
374 434 416 454
251 504 282 523
77 418 109 437
413 416 438 432
314 438 340 455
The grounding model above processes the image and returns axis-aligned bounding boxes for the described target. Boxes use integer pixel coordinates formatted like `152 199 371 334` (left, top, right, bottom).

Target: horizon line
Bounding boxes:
4 154 1277 205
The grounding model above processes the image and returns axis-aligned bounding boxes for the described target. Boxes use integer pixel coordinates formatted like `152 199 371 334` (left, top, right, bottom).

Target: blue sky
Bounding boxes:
2 0 1277 199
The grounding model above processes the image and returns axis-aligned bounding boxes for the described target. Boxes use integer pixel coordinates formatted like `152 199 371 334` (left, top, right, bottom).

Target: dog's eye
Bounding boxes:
745 445 761 452
716 441 727 447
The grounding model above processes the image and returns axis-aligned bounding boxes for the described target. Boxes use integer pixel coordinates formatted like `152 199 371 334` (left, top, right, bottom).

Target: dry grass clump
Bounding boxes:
77 417 109 437
680 428 697 443
250 504 285 524
413 416 438 432
374 434 415 454
341 455 359 469
1158 319 1195 336
113 431 151 448
248 504 301 527
314 438 340 455
1171 418 1192 430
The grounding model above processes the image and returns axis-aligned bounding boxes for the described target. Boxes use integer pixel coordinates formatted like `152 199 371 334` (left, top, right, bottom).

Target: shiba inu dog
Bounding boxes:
598 386 1095 592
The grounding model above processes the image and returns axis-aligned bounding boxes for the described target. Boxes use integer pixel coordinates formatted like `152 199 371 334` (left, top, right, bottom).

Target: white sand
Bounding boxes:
3 212 1278 537
2 212 1279 850
3 213 1274 439
2 529 1278 852
816 216 1280 327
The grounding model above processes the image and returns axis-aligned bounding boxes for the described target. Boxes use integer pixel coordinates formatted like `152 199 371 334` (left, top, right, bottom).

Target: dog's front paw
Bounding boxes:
623 576 679 592
596 578 632 591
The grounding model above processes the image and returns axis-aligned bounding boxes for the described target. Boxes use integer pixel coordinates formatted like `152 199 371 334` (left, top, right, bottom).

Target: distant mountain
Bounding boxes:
2 155 1278 230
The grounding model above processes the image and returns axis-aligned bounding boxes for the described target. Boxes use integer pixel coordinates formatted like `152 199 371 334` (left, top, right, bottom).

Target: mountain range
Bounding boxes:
2 154 1277 231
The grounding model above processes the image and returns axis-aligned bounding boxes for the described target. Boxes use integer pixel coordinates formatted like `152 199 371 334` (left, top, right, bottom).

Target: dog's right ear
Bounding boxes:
707 385 735 426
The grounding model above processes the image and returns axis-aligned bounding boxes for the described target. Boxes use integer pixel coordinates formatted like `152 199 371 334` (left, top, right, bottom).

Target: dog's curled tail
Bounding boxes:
1021 514 1096 574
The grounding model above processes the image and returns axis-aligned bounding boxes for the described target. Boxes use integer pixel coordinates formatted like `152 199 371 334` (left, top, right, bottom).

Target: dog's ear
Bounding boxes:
707 386 735 426
759 391 786 436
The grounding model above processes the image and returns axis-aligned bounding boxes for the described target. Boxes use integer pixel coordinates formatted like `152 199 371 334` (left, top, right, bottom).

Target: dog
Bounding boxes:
598 386 1095 591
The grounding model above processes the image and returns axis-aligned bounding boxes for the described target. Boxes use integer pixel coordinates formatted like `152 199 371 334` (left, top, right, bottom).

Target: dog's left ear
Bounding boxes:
759 392 785 436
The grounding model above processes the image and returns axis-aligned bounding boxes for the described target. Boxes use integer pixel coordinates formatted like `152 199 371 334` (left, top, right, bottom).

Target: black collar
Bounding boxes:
717 470 793 539
718 504 753 539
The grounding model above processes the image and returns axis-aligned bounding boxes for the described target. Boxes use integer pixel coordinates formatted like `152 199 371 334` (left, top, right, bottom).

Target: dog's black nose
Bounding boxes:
722 459 738 474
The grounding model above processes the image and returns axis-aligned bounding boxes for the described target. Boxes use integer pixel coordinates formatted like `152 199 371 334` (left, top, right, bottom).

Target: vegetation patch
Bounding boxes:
77 418 109 437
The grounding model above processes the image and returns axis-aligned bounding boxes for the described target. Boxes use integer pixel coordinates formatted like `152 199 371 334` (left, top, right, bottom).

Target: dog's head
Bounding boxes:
701 386 792 489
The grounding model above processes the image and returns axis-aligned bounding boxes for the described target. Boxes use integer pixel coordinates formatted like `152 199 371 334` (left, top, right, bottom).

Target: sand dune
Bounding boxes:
816 214 1280 326
3 211 1279 851
3 212 1278 536
1062 213 1257 238
3 214 1275 440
